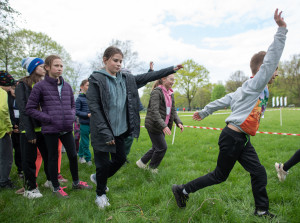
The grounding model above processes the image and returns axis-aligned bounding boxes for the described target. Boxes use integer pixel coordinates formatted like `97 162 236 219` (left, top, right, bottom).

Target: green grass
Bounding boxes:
1 108 300 222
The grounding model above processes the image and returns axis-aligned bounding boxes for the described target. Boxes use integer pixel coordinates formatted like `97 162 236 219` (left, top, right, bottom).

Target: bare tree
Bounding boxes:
90 39 144 72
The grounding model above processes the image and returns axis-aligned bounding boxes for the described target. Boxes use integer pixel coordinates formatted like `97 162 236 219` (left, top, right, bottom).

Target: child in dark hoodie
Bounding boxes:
87 46 183 208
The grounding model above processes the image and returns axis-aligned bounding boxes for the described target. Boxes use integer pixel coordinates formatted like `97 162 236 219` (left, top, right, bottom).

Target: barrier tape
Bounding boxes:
140 125 300 136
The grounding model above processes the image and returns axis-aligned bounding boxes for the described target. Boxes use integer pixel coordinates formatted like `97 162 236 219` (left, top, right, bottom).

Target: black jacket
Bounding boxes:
145 87 182 134
87 66 176 153
15 81 42 140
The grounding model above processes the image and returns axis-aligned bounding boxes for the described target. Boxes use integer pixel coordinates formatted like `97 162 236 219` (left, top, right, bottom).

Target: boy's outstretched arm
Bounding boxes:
274 8 287 28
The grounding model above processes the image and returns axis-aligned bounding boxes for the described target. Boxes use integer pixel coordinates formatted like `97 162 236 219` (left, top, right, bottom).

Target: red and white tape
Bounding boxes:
140 125 300 136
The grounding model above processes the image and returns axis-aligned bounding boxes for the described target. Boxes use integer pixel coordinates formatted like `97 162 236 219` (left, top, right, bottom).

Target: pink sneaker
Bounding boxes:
58 174 68 183
72 181 92 190
53 187 69 198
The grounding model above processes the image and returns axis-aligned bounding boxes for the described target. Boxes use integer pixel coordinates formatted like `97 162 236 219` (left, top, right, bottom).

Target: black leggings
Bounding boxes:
44 132 78 189
20 133 49 190
283 149 300 171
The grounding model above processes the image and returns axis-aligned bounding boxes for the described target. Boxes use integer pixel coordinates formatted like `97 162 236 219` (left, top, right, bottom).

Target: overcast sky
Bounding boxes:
11 0 300 84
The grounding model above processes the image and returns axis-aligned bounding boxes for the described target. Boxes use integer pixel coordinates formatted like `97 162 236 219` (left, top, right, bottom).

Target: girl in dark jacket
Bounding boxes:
76 79 91 165
136 74 184 173
15 57 50 198
87 46 183 208
26 55 92 198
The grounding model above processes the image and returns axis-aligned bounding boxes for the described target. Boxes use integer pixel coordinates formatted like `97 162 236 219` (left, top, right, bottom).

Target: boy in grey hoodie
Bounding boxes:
172 9 287 218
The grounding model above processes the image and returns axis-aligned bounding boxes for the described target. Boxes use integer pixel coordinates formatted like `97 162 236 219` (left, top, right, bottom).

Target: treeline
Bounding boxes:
1 1 299 106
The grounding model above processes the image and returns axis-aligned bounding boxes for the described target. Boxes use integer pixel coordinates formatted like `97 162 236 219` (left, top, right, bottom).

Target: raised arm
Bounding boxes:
135 65 183 89
248 9 288 93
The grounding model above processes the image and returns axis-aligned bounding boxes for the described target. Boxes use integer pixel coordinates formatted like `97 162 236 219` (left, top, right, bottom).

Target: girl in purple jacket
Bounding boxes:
26 55 92 198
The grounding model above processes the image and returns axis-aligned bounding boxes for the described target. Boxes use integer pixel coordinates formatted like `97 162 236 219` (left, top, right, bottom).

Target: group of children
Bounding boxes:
0 8 299 218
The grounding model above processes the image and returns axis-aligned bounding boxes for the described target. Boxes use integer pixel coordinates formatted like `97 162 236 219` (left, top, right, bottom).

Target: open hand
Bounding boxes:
192 112 202 121
163 127 172 135
106 140 115 145
178 123 184 132
174 64 183 71
274 8 286 28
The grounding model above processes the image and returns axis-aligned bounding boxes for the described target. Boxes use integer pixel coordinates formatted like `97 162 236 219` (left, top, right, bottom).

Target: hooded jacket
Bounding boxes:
26 74 75 134
198 27 287 136
145 87 182 134
86 66 176 153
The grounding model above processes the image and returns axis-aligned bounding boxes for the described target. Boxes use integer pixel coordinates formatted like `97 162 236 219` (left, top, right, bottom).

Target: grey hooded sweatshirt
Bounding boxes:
198 27 288 136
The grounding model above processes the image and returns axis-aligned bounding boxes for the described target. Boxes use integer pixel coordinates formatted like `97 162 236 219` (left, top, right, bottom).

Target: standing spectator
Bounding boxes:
26 55 92 198
8 82 23 178
76 79 92 165
0 70 15 189
16 57 50 198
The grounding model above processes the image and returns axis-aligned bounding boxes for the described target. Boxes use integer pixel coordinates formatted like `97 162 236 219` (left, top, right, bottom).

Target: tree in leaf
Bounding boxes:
173 59 209 110
271 54 300 106
211 83 226 101
225 70 248 93
0 29 73 80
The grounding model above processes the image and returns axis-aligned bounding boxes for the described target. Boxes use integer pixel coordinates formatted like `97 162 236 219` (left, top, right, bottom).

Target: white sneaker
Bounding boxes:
90 174 109 192
149 167 158 174
23 188 43 199
79 157 86 164
95 194 110 209
136 159 147 169
87 161 92 166
44 180 53 189
275 162 288 182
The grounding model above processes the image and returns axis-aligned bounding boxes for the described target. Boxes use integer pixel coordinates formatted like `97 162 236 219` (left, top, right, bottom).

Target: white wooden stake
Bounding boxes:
280 107 282 126
172 125 177 145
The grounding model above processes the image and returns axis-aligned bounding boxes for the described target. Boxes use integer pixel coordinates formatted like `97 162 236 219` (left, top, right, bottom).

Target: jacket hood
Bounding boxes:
92 69 120 81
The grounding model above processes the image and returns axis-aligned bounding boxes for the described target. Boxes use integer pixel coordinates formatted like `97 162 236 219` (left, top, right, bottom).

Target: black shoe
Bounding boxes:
0 180 16 189
18 172 24 179
254 210 276 218
172 184 189 208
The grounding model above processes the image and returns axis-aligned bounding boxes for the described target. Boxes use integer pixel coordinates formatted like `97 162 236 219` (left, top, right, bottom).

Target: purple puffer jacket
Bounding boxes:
26 74 75 134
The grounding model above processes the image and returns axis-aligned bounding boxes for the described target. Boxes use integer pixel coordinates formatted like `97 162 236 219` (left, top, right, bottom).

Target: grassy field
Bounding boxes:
1 108 299 223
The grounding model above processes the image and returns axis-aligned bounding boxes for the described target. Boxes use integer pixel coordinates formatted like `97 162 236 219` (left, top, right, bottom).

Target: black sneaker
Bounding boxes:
0 180 16 189
172 184 189 208
254 210 276 218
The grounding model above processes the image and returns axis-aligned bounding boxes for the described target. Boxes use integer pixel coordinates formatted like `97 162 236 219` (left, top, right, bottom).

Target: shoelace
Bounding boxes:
58 187 68 196
79 181 88 186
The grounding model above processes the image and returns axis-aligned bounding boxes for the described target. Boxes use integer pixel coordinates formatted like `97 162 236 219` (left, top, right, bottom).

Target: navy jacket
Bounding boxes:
75 93 90 125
